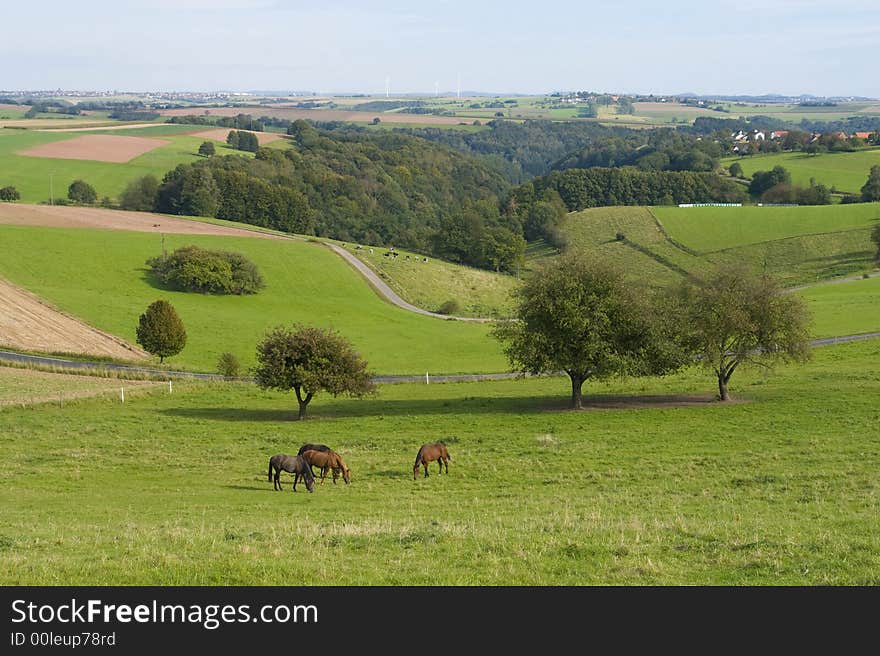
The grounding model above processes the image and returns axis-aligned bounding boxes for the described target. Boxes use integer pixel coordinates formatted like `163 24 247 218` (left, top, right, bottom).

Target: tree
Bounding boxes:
749 166 790 196
135 300 187 364
226 130 240 149
254 325 375 420
198 140 216 157
861 165 880 202
728 162 743 178
680 267 811 401
67 179 97 204
217 352 240 379
492 253 689 409
119 175 159 211
0 186 20 201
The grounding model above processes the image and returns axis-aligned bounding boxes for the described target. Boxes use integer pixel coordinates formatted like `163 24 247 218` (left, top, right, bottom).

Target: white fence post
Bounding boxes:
168 380 173 394
120 387 125 403
426 372 429 385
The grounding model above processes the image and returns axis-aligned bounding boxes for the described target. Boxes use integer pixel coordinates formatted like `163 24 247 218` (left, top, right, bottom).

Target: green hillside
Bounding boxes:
798 276 880 339
722 148 880 193
562 204 878 288
0 225 505 374
652 203 880 252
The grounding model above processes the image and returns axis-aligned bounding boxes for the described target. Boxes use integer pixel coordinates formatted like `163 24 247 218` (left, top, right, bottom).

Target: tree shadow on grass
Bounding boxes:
159 392 723 423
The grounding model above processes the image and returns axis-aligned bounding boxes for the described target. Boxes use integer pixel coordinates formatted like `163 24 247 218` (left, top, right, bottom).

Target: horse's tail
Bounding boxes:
267 458 273 482
413 447 423 469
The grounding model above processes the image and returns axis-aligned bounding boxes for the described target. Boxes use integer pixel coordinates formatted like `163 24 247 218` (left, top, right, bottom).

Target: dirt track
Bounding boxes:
0 278 147 359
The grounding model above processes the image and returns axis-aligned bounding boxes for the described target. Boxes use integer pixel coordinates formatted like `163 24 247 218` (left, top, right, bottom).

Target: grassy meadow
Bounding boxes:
0 225 505 375
349 242 517 317
798 276 880 339
1 338 878 585
652 203 880 252
722 148 880 194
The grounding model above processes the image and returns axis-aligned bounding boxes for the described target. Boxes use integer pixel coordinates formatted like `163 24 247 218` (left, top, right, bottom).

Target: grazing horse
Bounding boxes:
268 454 315 493
413 442 451 480
300 449 351 485
297 443 331 475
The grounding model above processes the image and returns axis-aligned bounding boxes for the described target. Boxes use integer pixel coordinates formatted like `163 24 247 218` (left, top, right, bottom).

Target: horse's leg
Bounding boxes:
424 462 429 478
444 457 449 474
273 468 280 491
320 467 327 485
293 472 299 492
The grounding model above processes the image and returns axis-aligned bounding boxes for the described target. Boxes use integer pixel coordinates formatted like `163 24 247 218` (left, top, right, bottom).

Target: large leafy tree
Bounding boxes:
680 267 811 401
254 325 375 420
492 252 689 409
135 300 187 364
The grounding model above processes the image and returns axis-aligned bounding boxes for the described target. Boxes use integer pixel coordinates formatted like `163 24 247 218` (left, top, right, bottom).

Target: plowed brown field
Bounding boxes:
18 134 169 163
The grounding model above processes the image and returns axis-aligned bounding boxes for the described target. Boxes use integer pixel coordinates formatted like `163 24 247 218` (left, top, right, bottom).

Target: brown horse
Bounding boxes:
300 449 351 485
297 443 332 476
413 442 451 480
268 454 315 492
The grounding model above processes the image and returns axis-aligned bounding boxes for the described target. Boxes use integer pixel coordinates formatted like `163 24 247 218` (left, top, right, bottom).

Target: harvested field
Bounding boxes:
0 203 287 239
159 106 471 125
34 123 164 133
0 119 115 129
0 278 146 359
190 128 285 144
18 134 169 163
0 366 160 407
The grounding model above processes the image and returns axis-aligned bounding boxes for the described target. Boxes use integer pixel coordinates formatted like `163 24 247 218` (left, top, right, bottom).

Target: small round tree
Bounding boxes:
0 186 20 202
217 351 241 379
136 300 187 364
68 179 97 205
254 324 375 420
198 141 216 157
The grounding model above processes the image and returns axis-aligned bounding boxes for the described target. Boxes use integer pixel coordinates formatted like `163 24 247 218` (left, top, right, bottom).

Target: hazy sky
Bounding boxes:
3 1 878 97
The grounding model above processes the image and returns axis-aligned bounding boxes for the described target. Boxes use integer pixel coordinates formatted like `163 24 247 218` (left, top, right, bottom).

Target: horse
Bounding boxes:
297 443 332 476
267 454 315 493
413 442 451 480
300 449 351 485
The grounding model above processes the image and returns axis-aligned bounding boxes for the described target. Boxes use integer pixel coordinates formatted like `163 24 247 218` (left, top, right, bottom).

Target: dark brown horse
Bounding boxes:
300 449 351 485
268 454 315 492
413 442 451 479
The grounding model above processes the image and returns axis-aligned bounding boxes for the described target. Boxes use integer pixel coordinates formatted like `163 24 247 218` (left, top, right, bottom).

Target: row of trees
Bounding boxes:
494 255 812 407
509 167 746 213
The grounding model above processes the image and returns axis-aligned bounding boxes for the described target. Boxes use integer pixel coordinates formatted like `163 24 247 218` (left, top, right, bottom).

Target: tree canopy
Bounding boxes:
254 324 375 420
679 267 811 401
492 252 689 409
135 300 187 364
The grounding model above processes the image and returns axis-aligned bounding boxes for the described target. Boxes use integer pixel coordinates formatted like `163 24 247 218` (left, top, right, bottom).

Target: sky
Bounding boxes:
2 0 878 98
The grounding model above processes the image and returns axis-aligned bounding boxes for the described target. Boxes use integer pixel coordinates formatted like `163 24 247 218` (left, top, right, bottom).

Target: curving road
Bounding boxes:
321 242 492 322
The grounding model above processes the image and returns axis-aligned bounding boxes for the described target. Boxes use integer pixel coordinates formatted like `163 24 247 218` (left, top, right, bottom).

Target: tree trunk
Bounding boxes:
717 373 730 401
569 374 584 409
294 386 314 420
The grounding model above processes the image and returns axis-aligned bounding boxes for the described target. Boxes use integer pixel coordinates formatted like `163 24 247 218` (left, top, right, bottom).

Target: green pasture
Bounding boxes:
349 243 517 318
0 225 505 375
0 128 247 203
1 338 878 585
798 276 880 339
562 204 878 288
722 149 880 194
652 203 880 252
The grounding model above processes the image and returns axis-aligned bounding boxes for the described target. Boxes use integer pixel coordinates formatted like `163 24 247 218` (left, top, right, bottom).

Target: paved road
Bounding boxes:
2 332 878 383
322 242 491 322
